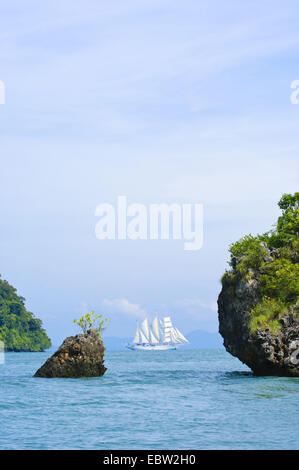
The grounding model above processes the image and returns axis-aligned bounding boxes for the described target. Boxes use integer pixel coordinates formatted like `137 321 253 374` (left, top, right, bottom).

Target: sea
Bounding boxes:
0 349 298 450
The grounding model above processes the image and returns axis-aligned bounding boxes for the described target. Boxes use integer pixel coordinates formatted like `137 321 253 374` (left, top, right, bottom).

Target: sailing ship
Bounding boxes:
126 315 189 350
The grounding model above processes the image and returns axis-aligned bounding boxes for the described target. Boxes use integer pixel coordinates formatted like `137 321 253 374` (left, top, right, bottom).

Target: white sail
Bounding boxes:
133 323 140 344
149 327 159 344
170 328 181 344
174 327 189 343
139 327 149 343
127 315 189 349
162 316 173 343
140 317 150 343
151 316 161 342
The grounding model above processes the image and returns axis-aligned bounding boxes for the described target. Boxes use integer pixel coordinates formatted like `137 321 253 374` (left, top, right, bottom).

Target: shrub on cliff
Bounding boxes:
0 276 51 351
222 193 299 333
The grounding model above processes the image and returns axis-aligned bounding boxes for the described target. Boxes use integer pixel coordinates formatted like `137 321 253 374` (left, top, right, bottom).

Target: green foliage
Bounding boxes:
228 234 268 276
278 193 299 211
268 192 299 248
73 311 110 337
0 276 51 351
260 258 299 304
220 270 238 287
223 193 299 333
229 234 262 260
249 297 288 335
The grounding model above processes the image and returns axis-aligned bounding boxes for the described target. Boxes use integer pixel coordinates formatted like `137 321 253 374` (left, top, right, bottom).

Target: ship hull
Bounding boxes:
126 344 178 351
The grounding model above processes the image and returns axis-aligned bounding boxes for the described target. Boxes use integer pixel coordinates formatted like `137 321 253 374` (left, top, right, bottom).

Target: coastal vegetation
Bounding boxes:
0 276 51 351
221 193 299 334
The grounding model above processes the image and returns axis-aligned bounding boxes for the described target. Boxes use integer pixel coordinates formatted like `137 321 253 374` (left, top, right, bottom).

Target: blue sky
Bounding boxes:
0 1 298 344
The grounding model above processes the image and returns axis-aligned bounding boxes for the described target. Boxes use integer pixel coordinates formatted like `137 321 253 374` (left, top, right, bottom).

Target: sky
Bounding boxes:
0 1 298 345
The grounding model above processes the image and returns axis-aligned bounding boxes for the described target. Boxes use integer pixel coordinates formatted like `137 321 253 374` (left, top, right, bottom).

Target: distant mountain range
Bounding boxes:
103 330 224 350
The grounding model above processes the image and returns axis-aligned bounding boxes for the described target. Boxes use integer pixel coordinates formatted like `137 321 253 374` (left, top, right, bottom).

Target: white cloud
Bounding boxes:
102 298 146 318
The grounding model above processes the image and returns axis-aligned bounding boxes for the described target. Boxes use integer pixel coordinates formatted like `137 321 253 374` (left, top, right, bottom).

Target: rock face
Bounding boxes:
218 274 299 377
34 330 106 378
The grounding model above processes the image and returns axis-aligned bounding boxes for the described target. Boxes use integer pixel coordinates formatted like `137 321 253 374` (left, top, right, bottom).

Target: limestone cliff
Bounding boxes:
218 193 299 376
218 267 299 376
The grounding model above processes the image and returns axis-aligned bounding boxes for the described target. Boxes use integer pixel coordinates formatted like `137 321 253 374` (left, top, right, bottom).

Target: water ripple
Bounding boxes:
0 350 298 449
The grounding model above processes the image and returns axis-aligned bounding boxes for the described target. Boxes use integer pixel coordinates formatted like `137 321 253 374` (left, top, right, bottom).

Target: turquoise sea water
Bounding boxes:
0 349 298 450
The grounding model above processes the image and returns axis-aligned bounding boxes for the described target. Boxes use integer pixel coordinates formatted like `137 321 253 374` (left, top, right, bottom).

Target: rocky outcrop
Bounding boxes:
34 330 106 378
218 272 299 377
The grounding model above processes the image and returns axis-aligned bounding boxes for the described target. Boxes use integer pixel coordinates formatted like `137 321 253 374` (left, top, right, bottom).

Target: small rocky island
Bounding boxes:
218 193 299 376
34 330 106 378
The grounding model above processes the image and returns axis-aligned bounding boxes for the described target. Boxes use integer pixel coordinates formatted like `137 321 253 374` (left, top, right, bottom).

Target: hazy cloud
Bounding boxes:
102 298 146 318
